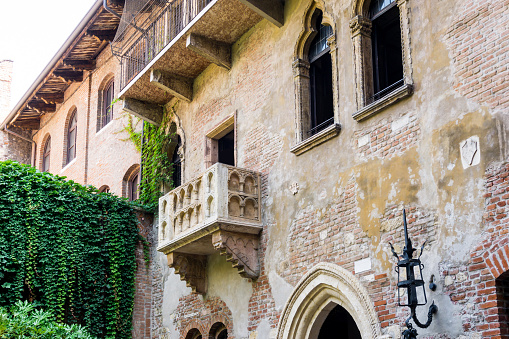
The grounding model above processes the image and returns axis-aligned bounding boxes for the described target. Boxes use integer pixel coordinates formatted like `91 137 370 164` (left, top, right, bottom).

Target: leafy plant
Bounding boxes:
119 103 177 208
0 161 139 338
0 300 95 338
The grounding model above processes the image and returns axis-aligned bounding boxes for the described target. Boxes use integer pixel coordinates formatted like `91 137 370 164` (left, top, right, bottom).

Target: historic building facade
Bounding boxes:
4 0 509 338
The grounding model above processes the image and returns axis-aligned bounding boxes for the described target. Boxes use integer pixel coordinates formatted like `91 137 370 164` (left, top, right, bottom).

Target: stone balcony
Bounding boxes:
117 0 284 126
157 163 262 294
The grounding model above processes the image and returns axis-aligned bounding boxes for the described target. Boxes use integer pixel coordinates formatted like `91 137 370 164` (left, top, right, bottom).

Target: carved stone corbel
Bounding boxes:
167 252 207 294
212 230 260 280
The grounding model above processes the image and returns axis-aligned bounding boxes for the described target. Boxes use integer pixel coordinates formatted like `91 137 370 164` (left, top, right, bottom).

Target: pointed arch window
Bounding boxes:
66 109 77 165
42 137 51 172
291 5 341 156
308 14 334 136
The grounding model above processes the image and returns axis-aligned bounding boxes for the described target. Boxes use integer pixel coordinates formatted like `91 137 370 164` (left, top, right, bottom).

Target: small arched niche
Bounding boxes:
209 322 228 339
277 263 381 339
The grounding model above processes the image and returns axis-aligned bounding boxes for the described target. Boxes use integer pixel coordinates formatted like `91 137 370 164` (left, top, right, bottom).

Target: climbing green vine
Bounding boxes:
120 103 177 209
0 161 139 339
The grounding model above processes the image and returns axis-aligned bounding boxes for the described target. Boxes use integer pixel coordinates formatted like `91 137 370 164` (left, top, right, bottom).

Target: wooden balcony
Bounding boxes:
117 0 284 125
157 163 262 294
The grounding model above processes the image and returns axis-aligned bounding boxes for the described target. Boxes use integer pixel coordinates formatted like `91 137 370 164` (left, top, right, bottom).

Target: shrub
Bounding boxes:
0 300 95 338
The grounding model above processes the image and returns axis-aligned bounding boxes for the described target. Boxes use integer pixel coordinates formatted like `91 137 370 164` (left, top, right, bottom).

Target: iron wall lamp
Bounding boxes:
390 209 438 339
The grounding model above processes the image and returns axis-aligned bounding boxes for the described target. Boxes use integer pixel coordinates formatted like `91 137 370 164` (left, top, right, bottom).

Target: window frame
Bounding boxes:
291 3 341 156
97 78 114 131
128 171 139 201
65 109 77 166
42 136 51 172
350 0 413 122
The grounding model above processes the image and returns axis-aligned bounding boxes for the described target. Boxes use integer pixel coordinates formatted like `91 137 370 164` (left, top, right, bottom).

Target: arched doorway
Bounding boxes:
277 263 381 339
312 302 362 339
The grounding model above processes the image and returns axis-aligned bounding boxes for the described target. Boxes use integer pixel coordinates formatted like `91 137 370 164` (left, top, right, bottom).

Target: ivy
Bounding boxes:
0 161 139 339
120 104 176 209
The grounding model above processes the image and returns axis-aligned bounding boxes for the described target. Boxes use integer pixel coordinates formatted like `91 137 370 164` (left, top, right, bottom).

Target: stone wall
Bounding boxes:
149 0 509 338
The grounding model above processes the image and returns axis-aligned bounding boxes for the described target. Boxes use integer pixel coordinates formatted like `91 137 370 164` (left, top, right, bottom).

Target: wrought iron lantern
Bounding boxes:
390 209 438 339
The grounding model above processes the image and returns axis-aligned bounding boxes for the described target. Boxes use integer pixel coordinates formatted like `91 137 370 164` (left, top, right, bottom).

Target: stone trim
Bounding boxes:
352 84 413 122
276 262 382 339
350 0 413 119
292 2 340 149
290 123 341 155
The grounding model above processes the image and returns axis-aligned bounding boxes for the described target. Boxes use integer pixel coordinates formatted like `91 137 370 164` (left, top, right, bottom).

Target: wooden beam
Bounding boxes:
186 33 231 70
123 98 163 126
87 29 117 42
63 59 96 71
27 101 56 114
238 0 284 27
35 92 64 104
150 70 193 102
52 70 84 83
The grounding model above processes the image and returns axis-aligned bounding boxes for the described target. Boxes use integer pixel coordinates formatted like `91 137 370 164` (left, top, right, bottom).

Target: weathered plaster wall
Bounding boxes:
153 0 509 338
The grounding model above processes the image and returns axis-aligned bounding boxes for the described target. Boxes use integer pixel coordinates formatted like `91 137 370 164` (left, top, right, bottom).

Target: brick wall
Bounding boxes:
446 0 509 111
441 160 509 338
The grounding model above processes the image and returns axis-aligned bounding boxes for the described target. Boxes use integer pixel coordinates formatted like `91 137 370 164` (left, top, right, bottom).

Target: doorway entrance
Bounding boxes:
317 304 362 339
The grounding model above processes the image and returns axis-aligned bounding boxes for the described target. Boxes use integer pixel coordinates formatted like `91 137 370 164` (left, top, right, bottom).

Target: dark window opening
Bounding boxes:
99 185 110 193
98 80 114 131
370 1 403 101
171 135 182 188
218 130 235 166
318 305 362 339
66 110 77 165
42 137 51 172
497 272 509 337
309 14 334 136
128 172 139 201
216 329 227 339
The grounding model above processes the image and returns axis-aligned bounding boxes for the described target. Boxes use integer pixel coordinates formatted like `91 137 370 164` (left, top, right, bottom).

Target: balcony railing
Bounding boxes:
158 162 262 249
114 0 213 90
157 163 262 293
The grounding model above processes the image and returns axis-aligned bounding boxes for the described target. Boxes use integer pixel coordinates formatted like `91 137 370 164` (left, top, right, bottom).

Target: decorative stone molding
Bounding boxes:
350 15 374 109
158 163 263 294
291 2 341 152
167 252 207 294
212 230 260 280
350 0 414 120
276 262 382 339
352 84 413 122
290 123 341 155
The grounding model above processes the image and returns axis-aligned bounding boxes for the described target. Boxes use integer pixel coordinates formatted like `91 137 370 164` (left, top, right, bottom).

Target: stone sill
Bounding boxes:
352 84 413 122
290 123 341 156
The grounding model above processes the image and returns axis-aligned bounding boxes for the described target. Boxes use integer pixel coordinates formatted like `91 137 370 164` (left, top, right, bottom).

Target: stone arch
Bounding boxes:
122 163 140 198
277 262 381 339
294 0 336 61
352 0 371 17
164 119 185 192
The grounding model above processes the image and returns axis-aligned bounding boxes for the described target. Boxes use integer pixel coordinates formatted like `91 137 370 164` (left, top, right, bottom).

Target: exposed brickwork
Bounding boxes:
243 125 283 175
132 210 155 339
248 223 279 331
354 113 420 160
174 294 233 338
441 161 509 338
284 176 368 286
446 0 509 111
